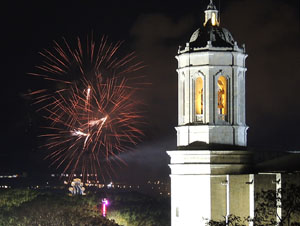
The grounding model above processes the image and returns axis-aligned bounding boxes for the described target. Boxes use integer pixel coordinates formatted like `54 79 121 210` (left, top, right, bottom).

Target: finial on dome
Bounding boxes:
207 0 217 10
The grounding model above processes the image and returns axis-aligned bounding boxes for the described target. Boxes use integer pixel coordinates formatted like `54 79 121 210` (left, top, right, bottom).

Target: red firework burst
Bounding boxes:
29 35 146 181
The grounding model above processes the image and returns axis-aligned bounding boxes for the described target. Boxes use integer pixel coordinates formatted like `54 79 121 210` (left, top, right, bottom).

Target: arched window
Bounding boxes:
195 77 204 121
217 76 227 120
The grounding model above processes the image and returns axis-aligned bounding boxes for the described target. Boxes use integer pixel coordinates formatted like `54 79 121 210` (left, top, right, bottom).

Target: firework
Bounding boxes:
29 35 146 181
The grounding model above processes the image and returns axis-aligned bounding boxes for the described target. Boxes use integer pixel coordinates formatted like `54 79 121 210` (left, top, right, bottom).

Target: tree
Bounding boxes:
254 183 300 226
206 183 300 226
206 215 247 226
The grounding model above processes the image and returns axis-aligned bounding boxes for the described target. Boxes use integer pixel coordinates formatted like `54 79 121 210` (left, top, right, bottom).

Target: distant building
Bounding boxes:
167 1 300 225
69 178 86 195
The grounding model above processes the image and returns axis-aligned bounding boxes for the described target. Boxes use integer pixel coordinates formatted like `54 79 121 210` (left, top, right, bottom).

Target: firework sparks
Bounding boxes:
29 35 146 181
71 129 89 137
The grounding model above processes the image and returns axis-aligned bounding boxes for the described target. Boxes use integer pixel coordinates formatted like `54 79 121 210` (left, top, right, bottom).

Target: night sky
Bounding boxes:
1 0 299 182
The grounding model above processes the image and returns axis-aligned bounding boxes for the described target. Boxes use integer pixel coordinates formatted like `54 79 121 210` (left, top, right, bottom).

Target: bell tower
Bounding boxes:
176 0 248 147
168 1 253 225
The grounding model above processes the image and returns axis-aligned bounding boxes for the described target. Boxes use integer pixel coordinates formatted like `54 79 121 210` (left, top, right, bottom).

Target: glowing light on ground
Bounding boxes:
102 198 109 217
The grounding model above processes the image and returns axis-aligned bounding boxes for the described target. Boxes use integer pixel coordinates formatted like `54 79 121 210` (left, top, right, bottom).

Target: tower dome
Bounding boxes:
189 25 235 48
189 0 235 48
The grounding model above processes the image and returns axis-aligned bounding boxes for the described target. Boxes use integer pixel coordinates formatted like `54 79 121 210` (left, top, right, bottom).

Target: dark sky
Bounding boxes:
1 0 299 182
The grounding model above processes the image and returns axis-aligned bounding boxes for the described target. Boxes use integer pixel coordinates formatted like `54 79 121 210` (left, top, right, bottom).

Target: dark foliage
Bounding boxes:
206 183 300 226
0 189 119 226
106 191 170 226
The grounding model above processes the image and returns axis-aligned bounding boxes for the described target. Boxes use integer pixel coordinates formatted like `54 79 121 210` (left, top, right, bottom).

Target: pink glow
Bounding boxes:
102 198 109 217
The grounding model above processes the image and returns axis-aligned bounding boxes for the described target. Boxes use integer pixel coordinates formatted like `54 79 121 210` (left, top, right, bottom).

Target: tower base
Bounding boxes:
167 149 253 226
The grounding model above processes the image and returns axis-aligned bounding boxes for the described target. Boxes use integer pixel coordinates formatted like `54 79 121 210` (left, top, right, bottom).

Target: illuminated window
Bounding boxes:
195 77 204 121
217 76 227 120
211 12 217 26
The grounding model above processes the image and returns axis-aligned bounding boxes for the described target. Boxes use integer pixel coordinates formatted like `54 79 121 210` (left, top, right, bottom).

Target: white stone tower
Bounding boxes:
167 1 253 225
